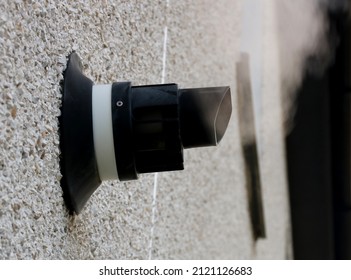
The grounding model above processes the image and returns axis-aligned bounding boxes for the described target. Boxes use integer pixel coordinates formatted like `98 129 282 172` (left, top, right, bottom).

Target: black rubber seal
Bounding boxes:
59 52 101 214
111 82 138 180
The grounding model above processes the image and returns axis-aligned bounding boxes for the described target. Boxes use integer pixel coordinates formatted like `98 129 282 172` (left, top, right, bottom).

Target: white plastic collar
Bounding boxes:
92 84 119 180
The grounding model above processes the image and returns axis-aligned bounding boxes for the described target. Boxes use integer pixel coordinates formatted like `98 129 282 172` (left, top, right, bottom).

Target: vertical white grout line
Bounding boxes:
148 173 159 260
161 26 168 84
148 24 168 260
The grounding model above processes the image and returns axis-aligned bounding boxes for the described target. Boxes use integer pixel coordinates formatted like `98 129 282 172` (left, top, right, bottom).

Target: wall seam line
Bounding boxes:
148 23 168 260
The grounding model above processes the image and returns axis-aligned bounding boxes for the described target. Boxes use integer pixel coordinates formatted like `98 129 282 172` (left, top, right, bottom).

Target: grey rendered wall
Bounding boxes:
0 0 291 259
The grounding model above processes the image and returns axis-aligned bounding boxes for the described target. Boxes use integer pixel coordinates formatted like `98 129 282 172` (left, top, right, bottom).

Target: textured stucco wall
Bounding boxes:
0 0 291 259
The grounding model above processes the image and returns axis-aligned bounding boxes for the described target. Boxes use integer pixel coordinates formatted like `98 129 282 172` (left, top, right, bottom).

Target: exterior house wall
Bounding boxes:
0 0 291 259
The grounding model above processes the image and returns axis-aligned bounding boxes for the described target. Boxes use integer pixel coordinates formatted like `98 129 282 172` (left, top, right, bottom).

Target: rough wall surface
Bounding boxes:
0 0 291 259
